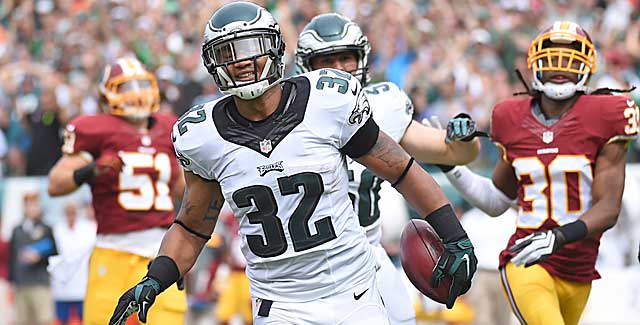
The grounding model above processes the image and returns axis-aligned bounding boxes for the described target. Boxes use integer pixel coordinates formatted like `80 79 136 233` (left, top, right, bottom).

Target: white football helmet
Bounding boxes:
296 13 371 85
202 1 285 100
528 21 597 100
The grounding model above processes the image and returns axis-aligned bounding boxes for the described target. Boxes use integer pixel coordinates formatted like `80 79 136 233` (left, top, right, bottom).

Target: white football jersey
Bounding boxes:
347 81 413 245
172 69 378 302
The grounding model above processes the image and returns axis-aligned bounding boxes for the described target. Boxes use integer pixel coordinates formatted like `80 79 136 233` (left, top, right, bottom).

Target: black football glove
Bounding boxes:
109 277 161 325
431 237 478 309
444 113 489 144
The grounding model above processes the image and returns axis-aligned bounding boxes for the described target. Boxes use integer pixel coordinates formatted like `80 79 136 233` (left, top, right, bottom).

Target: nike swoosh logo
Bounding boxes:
140 291 152 315
353 288 369 300
141 301 148 316
351 86 358 96
461 254 470 278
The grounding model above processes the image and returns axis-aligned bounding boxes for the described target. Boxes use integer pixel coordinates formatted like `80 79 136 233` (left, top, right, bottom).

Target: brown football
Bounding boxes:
400 219 450 304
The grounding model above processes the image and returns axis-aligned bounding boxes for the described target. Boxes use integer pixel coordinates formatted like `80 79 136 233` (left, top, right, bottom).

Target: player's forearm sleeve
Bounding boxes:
444 166 515 217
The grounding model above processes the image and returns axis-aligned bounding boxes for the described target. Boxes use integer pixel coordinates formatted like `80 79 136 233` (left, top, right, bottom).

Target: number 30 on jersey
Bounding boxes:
624 100 639 135
513 155 592 228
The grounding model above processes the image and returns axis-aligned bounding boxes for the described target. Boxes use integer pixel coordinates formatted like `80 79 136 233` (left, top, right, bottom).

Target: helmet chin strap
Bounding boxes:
122 110 151 122
540 82 578 100
531 65 591 100
225 57 282 100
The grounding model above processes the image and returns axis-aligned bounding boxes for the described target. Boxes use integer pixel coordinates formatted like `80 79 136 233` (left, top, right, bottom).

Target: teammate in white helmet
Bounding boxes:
296 13 484 324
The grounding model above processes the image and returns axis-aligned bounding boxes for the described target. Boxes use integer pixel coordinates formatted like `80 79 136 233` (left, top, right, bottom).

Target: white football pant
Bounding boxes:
373 244 416 325
252 271 389 325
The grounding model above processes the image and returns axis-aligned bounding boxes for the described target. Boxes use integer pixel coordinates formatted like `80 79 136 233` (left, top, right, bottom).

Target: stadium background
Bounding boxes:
0 0 640 324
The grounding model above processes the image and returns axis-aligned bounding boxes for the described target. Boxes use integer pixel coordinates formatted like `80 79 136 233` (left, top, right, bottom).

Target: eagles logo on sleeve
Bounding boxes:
349 92 371 125
176 151 191 168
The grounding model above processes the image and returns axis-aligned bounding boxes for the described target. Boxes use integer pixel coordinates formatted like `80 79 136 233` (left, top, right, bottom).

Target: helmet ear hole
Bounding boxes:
99 94 110 108
268 48 278 58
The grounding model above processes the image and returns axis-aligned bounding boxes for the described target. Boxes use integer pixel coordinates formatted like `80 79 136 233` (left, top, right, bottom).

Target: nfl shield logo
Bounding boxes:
260 139 272 154
141 135 152 146
542 131 554 144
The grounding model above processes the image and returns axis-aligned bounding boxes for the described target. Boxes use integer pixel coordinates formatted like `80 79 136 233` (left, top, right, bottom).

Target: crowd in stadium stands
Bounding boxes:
1 1 640 324
1 0 640 177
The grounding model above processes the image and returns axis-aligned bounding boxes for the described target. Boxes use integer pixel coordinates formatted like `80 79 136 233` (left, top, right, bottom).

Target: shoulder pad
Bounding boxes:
304 68 361 102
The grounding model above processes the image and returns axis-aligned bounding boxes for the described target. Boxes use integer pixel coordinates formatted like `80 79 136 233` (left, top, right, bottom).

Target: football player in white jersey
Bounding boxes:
295 13 483 325
109 3 478 325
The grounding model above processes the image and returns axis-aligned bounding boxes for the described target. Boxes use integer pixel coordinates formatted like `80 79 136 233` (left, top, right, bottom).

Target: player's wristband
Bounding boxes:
146 256 181 292
72 161 97 186
556 220 588 245
424 204 467 243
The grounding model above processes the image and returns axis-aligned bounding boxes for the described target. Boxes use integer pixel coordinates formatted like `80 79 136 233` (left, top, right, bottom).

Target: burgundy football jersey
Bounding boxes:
62 113 179 234
492 95 639 282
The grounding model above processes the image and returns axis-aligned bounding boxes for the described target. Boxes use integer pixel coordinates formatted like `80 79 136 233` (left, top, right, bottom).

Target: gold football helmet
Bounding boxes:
99 57 160 119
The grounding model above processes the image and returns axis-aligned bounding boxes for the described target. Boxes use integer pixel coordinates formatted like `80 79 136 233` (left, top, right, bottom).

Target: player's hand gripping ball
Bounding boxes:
400 219 451 304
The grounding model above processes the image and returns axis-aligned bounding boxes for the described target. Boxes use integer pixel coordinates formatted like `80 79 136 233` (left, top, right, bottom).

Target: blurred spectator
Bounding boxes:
0 128 6 176
8 191 57 325
49 201 96 325
191 80 224 107
1 1 639 173
419 76 468 123
24 88 67 175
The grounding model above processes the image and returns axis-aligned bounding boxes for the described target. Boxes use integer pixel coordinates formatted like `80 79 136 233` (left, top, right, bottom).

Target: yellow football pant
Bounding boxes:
500 262 591 325
215 270 252 323
83 247 186 325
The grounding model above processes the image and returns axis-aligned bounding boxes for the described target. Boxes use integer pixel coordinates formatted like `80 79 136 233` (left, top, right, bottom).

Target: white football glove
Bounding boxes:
509 229 565 267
